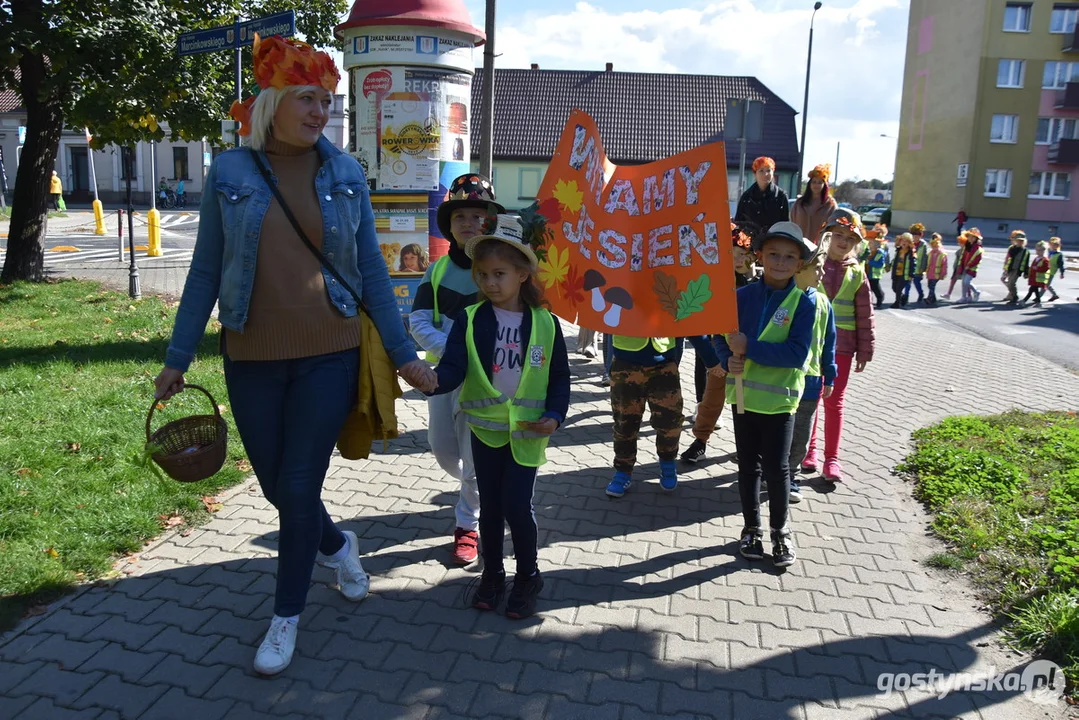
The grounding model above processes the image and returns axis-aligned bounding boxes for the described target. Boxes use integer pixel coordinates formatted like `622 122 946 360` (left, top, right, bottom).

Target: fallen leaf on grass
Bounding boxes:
103 317 113 323
180 529 193 537
159 515 184 528
217 404 229 415
23 605 48 618
202 496 223 513
44 547 59 559
64 442 80 453
16 468 34 477
155 403 165 411
235 459 252 472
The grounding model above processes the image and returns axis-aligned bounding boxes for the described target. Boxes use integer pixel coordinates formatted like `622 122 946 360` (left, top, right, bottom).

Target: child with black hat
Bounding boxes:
410 174 504 565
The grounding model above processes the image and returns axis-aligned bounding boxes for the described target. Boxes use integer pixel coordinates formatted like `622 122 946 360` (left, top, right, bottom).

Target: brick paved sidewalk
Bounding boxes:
1 313 1076 719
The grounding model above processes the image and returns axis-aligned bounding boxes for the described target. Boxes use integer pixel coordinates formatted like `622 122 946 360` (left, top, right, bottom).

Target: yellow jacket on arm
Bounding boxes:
336 313 403 460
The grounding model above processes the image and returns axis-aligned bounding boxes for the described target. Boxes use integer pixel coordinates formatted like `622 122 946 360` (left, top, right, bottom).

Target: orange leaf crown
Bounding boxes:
228 34 340 137
808 163 831 183
751 156 775 173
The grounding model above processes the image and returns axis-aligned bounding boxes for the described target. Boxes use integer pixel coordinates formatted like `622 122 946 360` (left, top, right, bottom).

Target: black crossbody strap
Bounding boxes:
250 149 369 315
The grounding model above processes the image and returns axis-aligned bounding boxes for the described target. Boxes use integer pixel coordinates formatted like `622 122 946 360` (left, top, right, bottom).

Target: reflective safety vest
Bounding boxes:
893 251 913 281
725 287 807 414
1004 247 1030 275
830 263 866 332
1049 250 1064 275
1034 259 1051 284
867 248 888 279
458 303 556 467
914 241 928 275
612 336 677 354
424 256 451 363
805 292 831 378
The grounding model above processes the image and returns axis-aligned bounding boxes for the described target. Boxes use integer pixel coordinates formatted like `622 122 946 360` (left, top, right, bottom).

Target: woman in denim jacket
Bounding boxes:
153 36 431 676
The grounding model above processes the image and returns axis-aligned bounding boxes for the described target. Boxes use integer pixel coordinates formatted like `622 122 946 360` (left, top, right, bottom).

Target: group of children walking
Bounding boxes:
859 222 1066 308
409 168 889 619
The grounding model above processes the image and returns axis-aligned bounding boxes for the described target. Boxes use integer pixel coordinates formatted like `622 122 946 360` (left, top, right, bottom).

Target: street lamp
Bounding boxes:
796 1 823 193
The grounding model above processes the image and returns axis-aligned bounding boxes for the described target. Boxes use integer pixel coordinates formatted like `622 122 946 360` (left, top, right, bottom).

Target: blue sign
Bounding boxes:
177 25 236 56
176 11 295 56
17 126 25 144
239 11 296 46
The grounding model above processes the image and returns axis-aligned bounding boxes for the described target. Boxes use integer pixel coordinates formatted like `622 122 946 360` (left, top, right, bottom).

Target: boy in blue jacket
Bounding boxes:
715 221 816 568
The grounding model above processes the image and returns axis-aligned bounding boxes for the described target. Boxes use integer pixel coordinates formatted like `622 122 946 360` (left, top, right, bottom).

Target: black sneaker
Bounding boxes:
771 529 796 568
505 571 544 619
471 570 506 611
789 481 803 504
680 438 706 463
738 528 764 560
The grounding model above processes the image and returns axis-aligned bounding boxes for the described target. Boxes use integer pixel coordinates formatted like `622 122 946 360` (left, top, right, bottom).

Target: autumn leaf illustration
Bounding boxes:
653 271 681 319
675 275 712 320
552 179 584 213
538 244 570 292
537 197 562 224
561 264 586 307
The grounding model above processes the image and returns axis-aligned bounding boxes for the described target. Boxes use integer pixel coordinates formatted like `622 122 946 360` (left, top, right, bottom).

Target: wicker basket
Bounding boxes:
145 384 228 483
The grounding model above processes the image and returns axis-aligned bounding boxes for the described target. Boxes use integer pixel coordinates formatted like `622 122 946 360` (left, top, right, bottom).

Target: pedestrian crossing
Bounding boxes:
0 246 194 267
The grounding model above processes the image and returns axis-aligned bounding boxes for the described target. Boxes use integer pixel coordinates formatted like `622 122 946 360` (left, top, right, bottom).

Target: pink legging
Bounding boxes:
806 352 853 463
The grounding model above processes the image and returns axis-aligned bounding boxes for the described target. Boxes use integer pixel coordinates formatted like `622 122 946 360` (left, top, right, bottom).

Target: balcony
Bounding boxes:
1049 138 1079 165
1056 82 1079 109
1065 26 1079 53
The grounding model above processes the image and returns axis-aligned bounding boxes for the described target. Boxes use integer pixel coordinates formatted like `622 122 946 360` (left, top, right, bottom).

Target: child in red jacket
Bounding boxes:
802 208 874 484
958 228 984 303
1020 241 1051 307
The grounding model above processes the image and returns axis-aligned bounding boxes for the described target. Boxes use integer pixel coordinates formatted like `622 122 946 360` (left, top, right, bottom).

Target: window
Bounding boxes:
997 59 1025 88
990 114 1019 143
984 169 1012 197
518 168 541 200
1043 61 1079 89
120 147 136 181
1029 171 1072 199
172 147 189 180
1036 117 1079 144
1050 4 1079 33
1003 3 1032 31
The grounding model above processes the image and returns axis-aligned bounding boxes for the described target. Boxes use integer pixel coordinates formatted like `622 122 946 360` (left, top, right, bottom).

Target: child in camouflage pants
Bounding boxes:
605 336 721 497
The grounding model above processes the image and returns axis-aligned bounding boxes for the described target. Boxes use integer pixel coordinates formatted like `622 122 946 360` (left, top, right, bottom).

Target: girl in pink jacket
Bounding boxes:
925 233 948 305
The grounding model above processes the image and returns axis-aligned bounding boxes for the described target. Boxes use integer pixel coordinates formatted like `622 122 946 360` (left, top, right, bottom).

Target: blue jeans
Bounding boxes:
224 348 358 616
912 274 925 300
470 434 539 578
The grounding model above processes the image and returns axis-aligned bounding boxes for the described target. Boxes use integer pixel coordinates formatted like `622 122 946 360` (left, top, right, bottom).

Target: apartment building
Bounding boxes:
893 0 1078 239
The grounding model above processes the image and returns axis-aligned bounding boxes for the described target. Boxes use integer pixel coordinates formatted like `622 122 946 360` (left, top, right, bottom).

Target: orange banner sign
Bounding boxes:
534 110 738 338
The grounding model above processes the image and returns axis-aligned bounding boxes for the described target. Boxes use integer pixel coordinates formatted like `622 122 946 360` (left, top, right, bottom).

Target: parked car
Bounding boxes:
861 207 889 225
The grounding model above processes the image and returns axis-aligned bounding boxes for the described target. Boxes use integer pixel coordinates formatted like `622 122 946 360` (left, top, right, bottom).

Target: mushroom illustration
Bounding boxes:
584 269 607 312
603 287 633 327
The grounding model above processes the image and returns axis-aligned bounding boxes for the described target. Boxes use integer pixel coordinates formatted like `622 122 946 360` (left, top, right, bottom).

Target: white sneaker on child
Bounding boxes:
254 615 298 675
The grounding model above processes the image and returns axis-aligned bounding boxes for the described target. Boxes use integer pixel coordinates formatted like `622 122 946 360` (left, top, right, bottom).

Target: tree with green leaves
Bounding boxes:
0 0 346 282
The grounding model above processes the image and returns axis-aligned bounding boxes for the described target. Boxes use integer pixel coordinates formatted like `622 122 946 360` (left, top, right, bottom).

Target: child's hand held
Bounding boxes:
726 333 748 355
517 418 558 436
728 355 745 375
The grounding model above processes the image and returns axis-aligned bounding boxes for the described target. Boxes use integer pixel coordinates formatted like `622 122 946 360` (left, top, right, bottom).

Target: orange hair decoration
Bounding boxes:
751 156 776 173
228 34 341 137
808 163 831 183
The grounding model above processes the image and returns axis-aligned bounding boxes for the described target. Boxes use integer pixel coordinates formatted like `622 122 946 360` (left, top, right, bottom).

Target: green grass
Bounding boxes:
0 279 248 631
898 411 1079 687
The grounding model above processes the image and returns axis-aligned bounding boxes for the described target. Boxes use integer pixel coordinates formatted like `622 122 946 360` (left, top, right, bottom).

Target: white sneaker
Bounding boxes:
253 616 297 676
327 530 369 602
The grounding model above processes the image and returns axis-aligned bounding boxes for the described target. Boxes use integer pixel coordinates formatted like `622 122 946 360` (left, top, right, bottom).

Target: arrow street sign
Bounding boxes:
176 11 295 56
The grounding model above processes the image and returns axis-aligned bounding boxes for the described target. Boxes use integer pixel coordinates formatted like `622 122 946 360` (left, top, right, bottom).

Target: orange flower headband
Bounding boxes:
808 163 831 183
751 156 775 172
228 34 341 137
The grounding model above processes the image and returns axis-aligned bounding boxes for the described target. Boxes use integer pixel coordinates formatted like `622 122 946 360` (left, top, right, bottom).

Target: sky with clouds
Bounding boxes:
340 0 910 183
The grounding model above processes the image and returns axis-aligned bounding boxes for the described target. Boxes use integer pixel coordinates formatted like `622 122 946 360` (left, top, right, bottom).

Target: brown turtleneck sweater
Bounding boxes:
224 136 362 361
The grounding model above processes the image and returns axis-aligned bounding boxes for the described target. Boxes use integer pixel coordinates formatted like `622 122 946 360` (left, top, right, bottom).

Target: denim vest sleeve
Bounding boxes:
165 162 225 371
351 177 417 368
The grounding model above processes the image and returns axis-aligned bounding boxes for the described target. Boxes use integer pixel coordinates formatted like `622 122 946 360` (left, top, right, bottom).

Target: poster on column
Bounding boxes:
352 66 473 192
370 194 430 277
531 110 738 338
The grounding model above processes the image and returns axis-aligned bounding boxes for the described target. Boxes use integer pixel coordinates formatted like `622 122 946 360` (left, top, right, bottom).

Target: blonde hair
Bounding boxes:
929 234 943 249
1036 241 1048 252
246 85 323 151
897 232 913 248
1049 236 1062 248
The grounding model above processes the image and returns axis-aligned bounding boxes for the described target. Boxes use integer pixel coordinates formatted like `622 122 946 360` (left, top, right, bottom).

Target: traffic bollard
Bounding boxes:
93 199 106 235
147 207 162 257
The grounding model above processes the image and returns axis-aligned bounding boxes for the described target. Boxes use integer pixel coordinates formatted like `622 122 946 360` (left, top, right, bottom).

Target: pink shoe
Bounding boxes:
800 451 819 473
823 459 843 483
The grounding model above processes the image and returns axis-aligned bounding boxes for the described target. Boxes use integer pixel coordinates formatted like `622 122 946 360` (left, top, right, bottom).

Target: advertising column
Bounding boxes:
340 26 481 318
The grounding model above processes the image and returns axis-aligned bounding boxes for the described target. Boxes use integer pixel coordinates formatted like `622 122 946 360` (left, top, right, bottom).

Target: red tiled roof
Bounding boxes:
470 68 799 168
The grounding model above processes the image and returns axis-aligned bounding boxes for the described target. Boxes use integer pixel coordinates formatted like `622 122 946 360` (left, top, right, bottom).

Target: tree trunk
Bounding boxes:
1 2 64 283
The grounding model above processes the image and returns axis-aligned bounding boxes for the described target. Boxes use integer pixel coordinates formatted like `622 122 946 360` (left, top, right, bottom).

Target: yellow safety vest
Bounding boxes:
805 292 831 378
1004 247 1030 274
1035 261 1051 285
612 336 677 353
458 303 556 467
423 256 452 363
831 263 866 331
725 287 807 414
